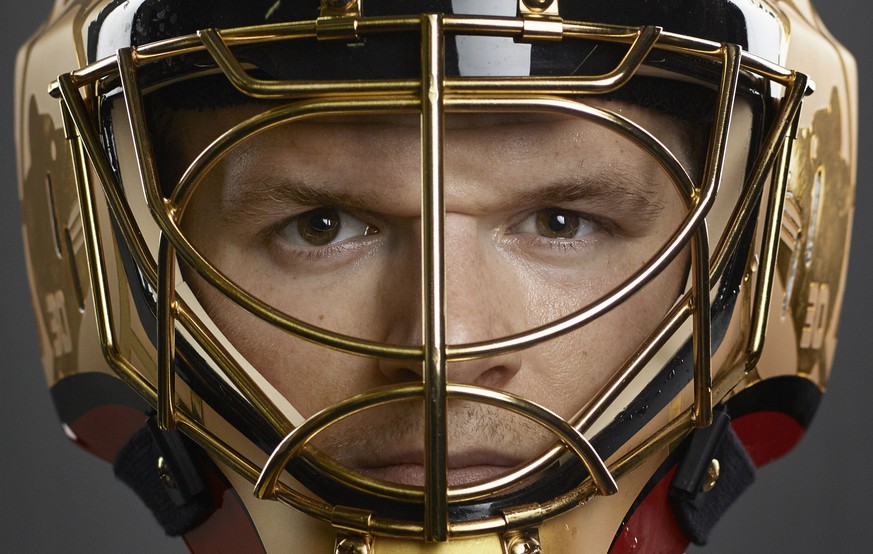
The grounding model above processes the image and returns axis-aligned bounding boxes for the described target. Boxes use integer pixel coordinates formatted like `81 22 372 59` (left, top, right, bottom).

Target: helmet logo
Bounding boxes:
778 87 852 381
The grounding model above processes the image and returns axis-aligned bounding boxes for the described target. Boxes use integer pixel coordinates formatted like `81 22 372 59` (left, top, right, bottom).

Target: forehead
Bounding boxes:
158 97 696 177
154 98 698 228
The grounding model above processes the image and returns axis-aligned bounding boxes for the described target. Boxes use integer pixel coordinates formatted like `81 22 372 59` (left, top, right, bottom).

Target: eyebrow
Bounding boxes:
221 176 386 225
513 170 669 223
221 164 671 224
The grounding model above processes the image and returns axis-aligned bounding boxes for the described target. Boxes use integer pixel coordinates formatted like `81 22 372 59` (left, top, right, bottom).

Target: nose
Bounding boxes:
378 214 523 388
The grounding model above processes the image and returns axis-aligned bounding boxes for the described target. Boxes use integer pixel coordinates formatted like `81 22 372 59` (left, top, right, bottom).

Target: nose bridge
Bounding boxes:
379 214 523 386
445 217 523 384
442 217 506 345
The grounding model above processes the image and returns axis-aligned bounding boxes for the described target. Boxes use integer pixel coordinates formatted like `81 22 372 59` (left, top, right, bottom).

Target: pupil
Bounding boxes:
537 209 580 238
310 213 336 233
298 208 340 245
549 213 569 232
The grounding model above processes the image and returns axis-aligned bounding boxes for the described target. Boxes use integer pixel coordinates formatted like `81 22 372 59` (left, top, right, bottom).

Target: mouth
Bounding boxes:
355 452 522 487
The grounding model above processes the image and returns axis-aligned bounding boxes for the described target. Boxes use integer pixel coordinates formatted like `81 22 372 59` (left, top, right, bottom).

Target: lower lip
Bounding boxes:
357 464 513 487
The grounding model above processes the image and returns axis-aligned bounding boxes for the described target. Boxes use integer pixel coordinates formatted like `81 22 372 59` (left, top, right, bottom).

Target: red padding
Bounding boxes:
68 405 148 463
611 467 689 554
731 411 806 467
183 486 266 553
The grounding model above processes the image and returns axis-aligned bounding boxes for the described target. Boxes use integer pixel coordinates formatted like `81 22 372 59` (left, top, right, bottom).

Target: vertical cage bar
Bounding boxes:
118 47 181 430
58 85 158 404
57 67 157 285
690 228 713 427
420 13 449 542
692 44 741 427
748 76 807 360
59 94 121 376
157 235 178 429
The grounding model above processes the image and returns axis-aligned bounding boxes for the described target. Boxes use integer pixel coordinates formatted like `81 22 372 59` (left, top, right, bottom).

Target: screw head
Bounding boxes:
702 458 721 493
523 0 554 11
335 537 369 554
507 535 543 554
156 456 177 490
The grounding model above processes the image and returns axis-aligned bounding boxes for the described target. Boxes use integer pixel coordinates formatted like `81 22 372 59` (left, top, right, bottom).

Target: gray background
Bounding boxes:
1 1 869 552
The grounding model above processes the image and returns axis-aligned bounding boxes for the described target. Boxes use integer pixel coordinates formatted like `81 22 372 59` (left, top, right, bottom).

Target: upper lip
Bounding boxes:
350 449 527 487
357 449 524 470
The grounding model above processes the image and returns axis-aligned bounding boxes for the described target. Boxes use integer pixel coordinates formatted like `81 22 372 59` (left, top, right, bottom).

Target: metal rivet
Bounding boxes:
703 458 720 493
157 456 177 490
507 535 543 554
523 0 554 11
335 537 369 554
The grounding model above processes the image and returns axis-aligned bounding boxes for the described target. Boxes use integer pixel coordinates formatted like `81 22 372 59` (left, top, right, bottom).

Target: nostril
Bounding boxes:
380 365 421 383
472 365 517 388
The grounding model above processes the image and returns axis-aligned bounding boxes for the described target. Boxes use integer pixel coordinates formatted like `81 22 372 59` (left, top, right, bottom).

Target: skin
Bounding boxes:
173 100 692 487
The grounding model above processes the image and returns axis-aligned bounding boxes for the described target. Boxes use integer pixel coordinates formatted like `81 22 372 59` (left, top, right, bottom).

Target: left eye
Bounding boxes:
514 208 597 239
280 207 378 247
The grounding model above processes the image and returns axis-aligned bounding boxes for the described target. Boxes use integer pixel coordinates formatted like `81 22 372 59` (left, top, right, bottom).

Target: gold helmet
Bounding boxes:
16 0 856 552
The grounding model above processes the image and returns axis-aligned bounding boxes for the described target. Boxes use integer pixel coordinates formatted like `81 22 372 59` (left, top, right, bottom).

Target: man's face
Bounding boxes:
175 100 691 487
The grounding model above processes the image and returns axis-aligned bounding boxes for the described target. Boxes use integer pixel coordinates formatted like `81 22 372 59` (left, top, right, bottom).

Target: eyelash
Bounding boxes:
266 229 370 264
262 206 614 264
264 208 380 261
508 208 614 241
540 239 585 252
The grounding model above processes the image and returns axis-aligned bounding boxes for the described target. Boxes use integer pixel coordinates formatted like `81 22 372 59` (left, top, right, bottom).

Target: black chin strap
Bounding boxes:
114 417 216 536
669 410 757 545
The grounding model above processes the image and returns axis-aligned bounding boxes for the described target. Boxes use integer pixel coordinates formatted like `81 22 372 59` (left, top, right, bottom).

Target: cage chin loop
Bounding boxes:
253 382 617 538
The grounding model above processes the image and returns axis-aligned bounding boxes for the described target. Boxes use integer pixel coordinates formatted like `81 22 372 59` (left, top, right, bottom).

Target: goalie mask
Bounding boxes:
15 0 856 552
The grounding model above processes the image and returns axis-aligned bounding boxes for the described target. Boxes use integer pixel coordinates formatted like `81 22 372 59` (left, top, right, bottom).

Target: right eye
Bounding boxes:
279 207 378 247
509 208 599 241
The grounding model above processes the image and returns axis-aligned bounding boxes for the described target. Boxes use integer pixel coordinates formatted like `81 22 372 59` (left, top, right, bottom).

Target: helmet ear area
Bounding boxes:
667 376 822 545
609 410 751 552
617 375 821 549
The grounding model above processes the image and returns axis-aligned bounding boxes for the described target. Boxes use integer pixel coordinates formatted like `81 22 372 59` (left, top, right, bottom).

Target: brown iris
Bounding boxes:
297 208 341 246
536 209 582 239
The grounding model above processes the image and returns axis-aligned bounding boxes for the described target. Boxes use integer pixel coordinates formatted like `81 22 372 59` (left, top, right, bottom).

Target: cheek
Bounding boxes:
510 249 687 416
207 240 420 342
584 247 689 374
190 278 392 418
510 246 657 328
